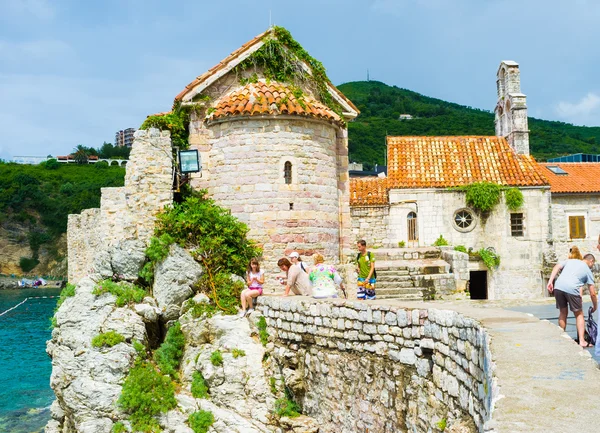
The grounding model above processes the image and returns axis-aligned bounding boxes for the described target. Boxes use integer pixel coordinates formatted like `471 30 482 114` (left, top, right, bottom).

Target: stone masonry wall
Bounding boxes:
550 194 600 258
67 129 173 283
388 187 550 299
258 296 496 433
351 205 390 247
67 209 101 283
202 117 344 288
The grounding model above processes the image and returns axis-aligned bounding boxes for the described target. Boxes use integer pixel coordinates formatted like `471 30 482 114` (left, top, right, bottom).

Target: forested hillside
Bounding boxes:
340 81 600 168
0 161 125 273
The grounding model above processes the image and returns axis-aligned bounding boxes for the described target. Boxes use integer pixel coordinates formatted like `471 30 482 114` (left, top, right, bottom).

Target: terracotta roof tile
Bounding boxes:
173 28 359 116
208 81 341 123
350 178 389 206
386 136 549 188
538 163 600 193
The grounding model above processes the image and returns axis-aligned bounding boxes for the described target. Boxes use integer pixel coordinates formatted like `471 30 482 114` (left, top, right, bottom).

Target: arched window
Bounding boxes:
284 161 292 184
407 211 418 241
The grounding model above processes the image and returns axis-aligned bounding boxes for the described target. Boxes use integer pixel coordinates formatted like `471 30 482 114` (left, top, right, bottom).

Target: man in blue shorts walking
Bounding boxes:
547 253 597 347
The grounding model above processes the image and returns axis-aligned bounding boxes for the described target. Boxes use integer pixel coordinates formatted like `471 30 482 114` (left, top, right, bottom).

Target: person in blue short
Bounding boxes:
356 240 376 300
547 253 597 347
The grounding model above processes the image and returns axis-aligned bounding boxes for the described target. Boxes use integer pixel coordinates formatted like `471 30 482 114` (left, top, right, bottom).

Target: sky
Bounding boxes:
1 0 600 160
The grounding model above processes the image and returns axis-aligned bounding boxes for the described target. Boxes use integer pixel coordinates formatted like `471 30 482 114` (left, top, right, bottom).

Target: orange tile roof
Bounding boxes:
386 136 549 188
350 178 389 205
208 82 341 123
173 28 359 116
146 111 171 118
538 163 600 193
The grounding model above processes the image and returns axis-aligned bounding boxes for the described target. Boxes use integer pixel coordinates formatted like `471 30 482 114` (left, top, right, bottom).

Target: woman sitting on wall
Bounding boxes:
308 253 345 299
239 258 264 317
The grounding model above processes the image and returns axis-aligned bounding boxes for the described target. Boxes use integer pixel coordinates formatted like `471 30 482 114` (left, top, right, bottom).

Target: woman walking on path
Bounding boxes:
239 258 264 317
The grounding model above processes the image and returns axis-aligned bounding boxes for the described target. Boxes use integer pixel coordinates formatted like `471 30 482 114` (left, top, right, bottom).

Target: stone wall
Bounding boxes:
441 248 470 292
190 117 349 289
258 296 496 433
67 129 173 283
387 187 550 299
67 209 101 283
350 205 389 247
549 193 600 258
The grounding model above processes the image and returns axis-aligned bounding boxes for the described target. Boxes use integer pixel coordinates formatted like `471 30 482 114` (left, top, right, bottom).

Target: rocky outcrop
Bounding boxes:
46 275 148 432
93 239 147 281
153 244 203 321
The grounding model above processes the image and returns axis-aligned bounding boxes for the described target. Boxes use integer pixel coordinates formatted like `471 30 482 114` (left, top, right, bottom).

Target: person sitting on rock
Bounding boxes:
239 258 264 317
308 253 344 299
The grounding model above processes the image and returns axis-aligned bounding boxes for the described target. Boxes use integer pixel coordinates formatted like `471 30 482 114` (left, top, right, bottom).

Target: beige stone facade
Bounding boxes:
67 130 173 283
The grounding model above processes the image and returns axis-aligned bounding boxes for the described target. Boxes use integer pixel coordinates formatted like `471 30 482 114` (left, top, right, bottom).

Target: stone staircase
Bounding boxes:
371 247 455 300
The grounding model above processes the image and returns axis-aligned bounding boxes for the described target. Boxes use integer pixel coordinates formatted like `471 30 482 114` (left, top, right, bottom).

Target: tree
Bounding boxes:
72 145 89 164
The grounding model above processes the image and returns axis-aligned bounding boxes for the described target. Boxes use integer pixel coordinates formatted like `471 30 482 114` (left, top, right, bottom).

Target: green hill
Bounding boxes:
0 161 125 273
339 81 600 168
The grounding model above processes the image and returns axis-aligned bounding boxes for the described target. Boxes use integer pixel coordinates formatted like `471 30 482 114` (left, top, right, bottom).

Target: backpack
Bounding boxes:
586 306 597 346
356 251 377 279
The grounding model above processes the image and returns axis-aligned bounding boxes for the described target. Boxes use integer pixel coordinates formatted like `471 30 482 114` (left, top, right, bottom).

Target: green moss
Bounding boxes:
210 350 223 366
153 322 185 378
188 410 214 433
191 371 209 398
92 331 126 348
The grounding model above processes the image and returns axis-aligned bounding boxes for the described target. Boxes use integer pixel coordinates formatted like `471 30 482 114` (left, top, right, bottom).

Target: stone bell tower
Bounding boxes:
495 61 530 155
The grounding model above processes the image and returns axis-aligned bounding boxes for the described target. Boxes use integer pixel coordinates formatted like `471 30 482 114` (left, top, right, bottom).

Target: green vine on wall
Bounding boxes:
234 26 346 122
139 102 204 150
454 182 525 217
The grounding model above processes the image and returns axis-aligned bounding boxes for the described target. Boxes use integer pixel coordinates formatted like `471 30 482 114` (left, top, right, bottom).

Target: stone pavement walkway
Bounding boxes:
373 298 600 433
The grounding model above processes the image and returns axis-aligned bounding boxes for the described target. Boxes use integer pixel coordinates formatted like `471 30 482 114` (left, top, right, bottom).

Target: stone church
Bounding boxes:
350 61 600 300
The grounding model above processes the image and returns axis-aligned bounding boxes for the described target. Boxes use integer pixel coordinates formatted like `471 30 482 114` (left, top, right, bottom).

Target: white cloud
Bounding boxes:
555 93 600 125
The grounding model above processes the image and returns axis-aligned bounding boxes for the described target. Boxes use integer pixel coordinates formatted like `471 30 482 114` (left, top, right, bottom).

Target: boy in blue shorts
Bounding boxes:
356 240 376 300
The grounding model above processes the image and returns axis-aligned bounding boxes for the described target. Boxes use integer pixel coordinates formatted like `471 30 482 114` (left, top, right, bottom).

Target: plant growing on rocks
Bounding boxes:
191 371 209 398
232 348 246 358
153 322 185 378
257 317 269 346
433 235 449 247
478 248 500 270
138 233 176 286
274 390 301 418
454 245 467 253
92 280 146 307
111 422 127 433
91 331 125 348
153 191 261 315
118 362 177 432
188 410 214 433
210 350 223 366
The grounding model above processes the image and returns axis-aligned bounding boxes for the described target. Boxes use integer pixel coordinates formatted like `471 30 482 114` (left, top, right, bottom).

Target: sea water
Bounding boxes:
0 287 61 433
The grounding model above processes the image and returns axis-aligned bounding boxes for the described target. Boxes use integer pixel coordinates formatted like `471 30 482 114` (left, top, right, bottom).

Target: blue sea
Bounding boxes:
0 287 61 433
